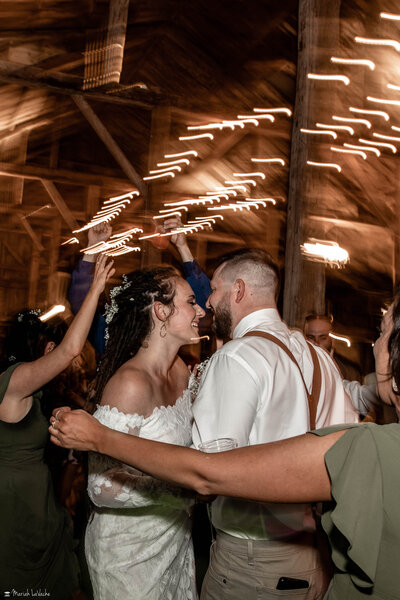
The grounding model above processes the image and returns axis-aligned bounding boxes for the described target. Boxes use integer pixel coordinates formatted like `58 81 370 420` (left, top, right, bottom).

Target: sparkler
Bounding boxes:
61 237 79 245
381 12 400 20
301 240 349 267
40 305 66 322
329 333 351 347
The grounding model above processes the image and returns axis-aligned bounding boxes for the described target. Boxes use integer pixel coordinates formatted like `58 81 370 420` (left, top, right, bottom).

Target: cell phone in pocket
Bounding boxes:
276 576 309 590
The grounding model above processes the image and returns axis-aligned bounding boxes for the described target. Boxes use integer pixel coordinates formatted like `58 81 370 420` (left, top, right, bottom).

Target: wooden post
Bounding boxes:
283 0 340 327
47 217 61 304
41 179 78 231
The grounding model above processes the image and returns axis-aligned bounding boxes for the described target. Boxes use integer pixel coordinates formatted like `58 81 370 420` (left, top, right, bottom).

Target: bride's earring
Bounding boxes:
160 323 167 338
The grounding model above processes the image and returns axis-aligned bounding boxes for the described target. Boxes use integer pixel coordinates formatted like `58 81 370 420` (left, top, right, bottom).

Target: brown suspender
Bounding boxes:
242 331 322 430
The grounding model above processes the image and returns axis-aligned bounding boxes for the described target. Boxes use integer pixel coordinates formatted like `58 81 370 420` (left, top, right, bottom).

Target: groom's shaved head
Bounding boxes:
215 248 280 301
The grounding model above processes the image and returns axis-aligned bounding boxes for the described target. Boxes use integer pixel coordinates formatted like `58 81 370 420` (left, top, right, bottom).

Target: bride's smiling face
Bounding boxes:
167 278 205 343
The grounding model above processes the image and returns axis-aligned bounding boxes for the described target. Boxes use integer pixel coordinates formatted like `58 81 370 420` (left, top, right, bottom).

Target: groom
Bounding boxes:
192 248 357 600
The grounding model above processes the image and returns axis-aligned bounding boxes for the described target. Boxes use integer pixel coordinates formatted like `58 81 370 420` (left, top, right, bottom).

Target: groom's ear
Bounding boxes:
153 301 169 322
234 279 245 303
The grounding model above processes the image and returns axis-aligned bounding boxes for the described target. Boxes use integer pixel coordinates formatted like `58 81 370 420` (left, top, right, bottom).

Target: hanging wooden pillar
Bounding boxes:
283 0 340 327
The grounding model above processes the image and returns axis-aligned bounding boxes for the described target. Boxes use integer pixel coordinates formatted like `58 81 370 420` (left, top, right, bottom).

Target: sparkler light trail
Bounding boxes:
307 73 350 85
61 237 79 245
373 132 400 142
349 107 389 121
301 240 349 266
307 161 342 172
301 128 337 139
343 143 380 157
233 172 266 179
381 12 400 20
157 159 190 167
149 166 182 174
253 107 292 116
330 146 367 159
355 36 400 52
225 179 257 187
164 151 198 158
388 83 400 91
332 115 371 128
237 114 274 122
329 333 351 347
178 133 214 141
250 158 285 165
330 57 375 70
359 138 397 153
367 96 400 107
143 172 176 181
316 123 354 135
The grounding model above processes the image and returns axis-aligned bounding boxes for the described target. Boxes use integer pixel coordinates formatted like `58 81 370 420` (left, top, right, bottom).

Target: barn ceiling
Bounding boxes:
0 0 399 354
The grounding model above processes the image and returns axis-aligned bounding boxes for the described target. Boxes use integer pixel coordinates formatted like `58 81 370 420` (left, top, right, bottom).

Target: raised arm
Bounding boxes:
1 256 114 420
50 407 345 504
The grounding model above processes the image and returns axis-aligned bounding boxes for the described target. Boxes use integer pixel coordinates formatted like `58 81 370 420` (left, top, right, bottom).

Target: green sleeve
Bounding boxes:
315 424 382 590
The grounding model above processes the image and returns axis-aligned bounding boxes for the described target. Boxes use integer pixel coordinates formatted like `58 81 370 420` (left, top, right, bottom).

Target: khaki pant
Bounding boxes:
200 531 330 600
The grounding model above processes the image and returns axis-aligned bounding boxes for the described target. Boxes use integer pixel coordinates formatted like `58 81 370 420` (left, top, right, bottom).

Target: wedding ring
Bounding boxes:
51 418 57 430
55 408 63 421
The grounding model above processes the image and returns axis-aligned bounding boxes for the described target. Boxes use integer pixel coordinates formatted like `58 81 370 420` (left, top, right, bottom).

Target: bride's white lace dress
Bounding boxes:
85 387 197 600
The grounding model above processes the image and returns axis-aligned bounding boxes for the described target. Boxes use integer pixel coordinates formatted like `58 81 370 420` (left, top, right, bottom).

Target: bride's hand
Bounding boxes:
49 407 104 451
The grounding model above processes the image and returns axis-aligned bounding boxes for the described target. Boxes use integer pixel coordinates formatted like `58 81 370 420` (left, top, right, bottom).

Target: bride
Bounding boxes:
85 266 205 599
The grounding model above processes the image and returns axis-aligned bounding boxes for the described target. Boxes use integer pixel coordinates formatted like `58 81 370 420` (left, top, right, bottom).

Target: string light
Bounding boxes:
373 132 400 142
367 95 400 107
332 115 371 128
316 123 354 135
250 158 285 165
381 12 400 20
349 106 389 121
301 240 349 267
233 172 266 179
330 57 375 70
164 151 198 158
307 73 350 85
301 128 337 139
330 146 367 159
343 143 381 157
253 107 292 116
143 172 176 181
359 138 397 153
329 333 351 347
355 36 400 52
307 161 342 172
178 133 214 141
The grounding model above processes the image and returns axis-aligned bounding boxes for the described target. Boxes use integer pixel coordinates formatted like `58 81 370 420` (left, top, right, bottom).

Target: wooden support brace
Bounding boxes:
17 213 45 252
72 94 147 197
41 179 78 232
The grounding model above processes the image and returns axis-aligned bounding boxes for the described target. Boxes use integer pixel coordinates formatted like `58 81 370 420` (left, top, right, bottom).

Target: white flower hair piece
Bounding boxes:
17 309 41 322
104 275 133 344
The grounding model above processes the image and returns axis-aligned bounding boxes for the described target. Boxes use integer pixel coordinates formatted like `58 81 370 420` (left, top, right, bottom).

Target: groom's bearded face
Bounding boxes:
213 292 232 339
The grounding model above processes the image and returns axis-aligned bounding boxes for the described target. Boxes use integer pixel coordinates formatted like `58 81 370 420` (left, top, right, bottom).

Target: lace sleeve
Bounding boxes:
87 406 194 510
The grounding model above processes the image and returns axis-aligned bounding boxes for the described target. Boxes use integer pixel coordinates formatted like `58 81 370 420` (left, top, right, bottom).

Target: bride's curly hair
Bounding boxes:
94 266 180 403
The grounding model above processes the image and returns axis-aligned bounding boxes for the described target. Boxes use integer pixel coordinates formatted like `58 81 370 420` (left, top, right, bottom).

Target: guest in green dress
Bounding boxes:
0 255 114 599
50 289 400 599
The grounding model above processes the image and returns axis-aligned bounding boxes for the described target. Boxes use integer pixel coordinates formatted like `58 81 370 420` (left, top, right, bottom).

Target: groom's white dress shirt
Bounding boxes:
192 308 358 540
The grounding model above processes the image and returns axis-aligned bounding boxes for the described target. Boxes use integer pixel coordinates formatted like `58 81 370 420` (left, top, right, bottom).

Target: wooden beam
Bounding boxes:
0 161 133 189
40 179 78 231
28 246 41 307
17 213 45 252
72 94 147 197
0 59 156 109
